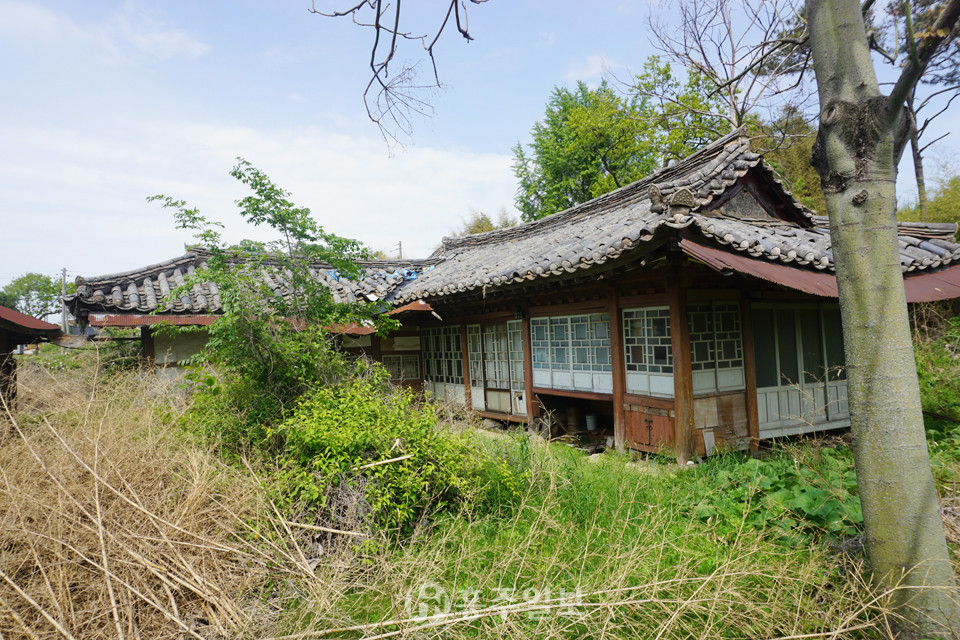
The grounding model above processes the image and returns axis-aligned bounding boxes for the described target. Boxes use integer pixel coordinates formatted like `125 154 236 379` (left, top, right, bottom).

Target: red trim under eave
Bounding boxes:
89 315 218 327
91 300 434 334
387 299 433 315
680 239 960 303
327 323 377 335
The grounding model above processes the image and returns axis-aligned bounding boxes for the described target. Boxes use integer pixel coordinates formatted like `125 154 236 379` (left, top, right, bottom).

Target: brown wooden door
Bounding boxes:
624 401 674 451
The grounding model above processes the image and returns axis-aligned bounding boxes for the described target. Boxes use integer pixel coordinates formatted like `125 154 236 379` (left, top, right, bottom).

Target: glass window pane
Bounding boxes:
823 307 846 381
753 308 778 387
798 308 824 383
777 309 799 386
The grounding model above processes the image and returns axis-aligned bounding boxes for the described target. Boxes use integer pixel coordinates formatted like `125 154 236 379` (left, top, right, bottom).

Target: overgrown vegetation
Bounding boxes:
274 367 495 536
7 348 960 637
0 357 304 639
7 164 960 637
149 160 391 450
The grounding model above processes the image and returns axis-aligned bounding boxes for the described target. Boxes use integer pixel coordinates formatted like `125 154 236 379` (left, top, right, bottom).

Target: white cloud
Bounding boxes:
0 118 518 278
564 53 623 84
111 3 210 60
0 0 209 63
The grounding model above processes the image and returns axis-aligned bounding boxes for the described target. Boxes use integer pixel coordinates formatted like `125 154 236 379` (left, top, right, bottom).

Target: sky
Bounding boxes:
1 0 958 285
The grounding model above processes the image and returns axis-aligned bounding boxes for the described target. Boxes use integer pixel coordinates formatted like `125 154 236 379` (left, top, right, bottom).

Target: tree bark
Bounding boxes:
807 0 960 637
907 90 929 219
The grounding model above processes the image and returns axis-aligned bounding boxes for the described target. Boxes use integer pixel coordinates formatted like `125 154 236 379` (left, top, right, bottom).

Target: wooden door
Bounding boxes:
624 401 674 451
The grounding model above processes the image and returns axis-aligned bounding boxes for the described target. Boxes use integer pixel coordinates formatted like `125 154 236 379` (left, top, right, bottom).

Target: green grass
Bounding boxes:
278 436 891 639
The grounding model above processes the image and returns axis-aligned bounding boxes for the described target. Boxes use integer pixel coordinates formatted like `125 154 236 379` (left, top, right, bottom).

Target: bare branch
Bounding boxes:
310 0 487 144
888 0 960 127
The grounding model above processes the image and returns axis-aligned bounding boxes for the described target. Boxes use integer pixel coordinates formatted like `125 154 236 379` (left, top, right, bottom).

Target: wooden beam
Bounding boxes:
530 387 613 402
460 322 472 410
668 272 695 465
521 310 537 420
608 288 626 451
740 295 761 452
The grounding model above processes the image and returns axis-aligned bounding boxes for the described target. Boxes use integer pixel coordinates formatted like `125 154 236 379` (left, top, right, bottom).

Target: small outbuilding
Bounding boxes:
0 305 61 414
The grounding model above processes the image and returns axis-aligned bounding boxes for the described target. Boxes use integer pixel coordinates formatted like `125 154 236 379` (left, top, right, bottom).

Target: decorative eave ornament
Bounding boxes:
665 187 696 228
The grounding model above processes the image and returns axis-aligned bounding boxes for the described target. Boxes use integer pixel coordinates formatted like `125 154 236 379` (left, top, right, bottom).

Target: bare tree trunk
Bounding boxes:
807 0 960 637
907 93 929 219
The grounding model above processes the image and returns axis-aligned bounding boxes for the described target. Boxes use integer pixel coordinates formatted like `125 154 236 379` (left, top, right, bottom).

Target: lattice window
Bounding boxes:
529 313 612 391
531 318 550 371
687 301 744 394
507 320 525 391
421 326 463 385
623 307 673 374
383 354 420 381
467 324 483 387
483 323 510 390
570 313 613 372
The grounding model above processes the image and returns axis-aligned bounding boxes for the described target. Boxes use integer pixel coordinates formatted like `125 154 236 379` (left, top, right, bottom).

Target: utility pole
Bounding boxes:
60 268 67 354
395 241 403 260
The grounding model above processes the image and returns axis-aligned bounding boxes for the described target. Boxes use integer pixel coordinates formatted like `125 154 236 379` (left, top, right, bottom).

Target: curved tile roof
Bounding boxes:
66 130 960 317
66 250 428 317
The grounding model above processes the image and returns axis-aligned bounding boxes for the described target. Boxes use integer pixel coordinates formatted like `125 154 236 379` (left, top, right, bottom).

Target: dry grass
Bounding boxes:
0 354 315 639
0 354 928 639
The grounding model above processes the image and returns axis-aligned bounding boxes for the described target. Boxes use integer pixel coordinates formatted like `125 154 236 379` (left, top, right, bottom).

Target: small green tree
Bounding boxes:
0 273 68 320
454 207 517 236
150 160 393 449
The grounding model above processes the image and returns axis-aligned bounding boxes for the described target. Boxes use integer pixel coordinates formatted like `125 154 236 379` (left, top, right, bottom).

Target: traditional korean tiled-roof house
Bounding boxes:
65 130 960 460
0 305 61 413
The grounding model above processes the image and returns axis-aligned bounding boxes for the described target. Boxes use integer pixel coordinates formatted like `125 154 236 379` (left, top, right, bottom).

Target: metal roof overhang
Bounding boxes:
680 239 960 303
0 305 62 344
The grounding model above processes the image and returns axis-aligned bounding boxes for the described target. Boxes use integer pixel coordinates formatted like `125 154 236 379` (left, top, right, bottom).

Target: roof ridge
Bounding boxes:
76 252 202 286
437 128 752 254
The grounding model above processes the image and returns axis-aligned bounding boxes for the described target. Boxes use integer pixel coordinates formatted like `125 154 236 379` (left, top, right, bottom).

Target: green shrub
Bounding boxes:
681 446 863 543
916 316 960 428
274 365 491 535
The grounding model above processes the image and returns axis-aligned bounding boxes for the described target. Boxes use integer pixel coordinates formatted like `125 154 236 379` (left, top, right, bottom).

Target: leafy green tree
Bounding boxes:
513 62 730 222
0 290 16 310
512 80 659 221
631 57 731 163
900 172 960 225
150 160 393 448
0 273 68 320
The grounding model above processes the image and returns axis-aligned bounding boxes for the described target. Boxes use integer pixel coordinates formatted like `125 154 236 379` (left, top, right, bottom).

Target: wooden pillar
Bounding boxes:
1 334 15 417
460 323 472 410
740 295 761 452
521 310 537 421
608 289 626 451
371 334 382 362
668 273 694 465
